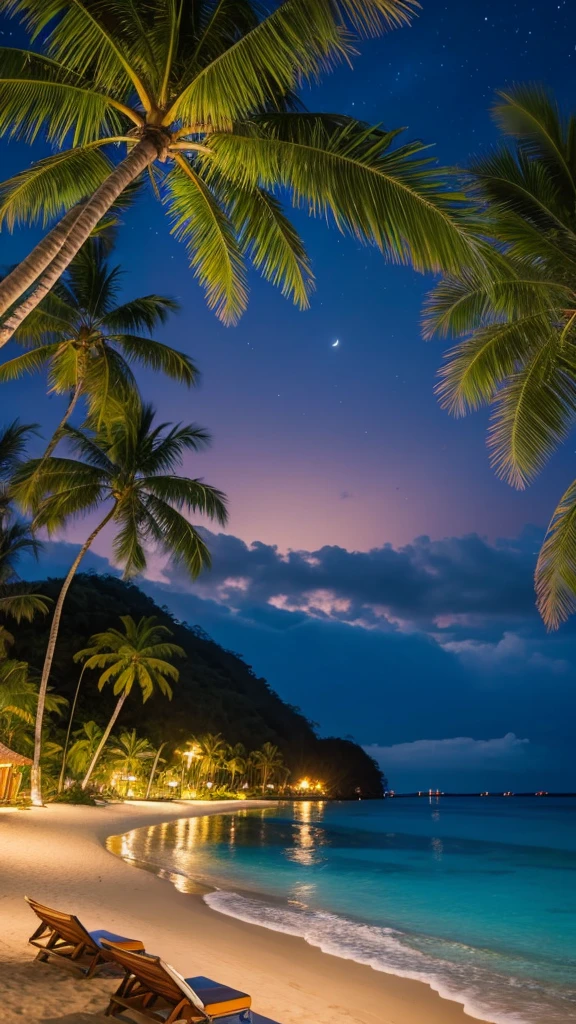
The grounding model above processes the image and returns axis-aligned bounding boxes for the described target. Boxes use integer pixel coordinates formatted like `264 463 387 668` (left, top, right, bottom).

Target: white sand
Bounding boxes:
0 801 490 1024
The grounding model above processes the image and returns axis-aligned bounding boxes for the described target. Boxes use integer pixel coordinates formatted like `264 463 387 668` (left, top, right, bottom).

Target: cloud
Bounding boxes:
442 632 569 675
365 733 530 770
165 527 542 634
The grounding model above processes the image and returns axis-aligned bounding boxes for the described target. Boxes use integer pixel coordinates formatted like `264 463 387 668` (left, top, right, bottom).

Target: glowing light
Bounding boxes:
298 778 310 790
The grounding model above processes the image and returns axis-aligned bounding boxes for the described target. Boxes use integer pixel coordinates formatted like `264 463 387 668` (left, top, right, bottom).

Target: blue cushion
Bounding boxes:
89 928 140 948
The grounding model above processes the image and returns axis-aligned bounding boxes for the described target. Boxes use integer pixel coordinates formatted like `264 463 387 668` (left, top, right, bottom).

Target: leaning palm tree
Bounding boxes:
0 420 51 622
11 403 227 804
0 238 196 453
74 617 183 789
424 84 576 629
0 0 481 342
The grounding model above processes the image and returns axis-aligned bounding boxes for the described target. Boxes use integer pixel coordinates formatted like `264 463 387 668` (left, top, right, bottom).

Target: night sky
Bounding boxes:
2 0 576 791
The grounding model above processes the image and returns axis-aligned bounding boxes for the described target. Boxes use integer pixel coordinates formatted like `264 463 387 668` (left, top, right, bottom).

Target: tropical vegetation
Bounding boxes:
0 0 481 344
9 573 386 799
426 84 576 629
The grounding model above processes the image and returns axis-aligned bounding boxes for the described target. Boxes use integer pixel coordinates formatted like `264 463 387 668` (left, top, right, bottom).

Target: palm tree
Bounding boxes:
226 742 247 791
198 733 226 784
0 238 197 453
11 403 227 804
251 742 284 793
74 615 183 789
0 420 51 622
105 729 155 795
0 0 481 342
424 84 576 629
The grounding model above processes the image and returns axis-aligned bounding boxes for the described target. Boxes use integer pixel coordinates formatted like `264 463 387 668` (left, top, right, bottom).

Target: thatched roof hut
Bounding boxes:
0 741 32 802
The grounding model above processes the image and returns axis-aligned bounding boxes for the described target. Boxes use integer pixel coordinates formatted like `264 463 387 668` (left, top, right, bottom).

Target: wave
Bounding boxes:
204 890 575 1024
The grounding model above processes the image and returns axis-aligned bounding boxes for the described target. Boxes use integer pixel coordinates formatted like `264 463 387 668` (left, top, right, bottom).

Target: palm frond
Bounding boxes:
206 115 482 275
436 313 558 416
0 145 116 229
536 479 576 628
10 454 105 518
488 339 576 488
111 506 147 576
423 268 570 340
168 0 418 127
492 84 576 198
100 294 180 333
4 1 150 110
164 159 248 325
0 344 61 383
112 334 198 386
0 420 38 477
0 590 51 621
0 47 126 145
470 147 572 237
143 493 214 576
139 422 213 475
140 474 228 523
229 185 314 307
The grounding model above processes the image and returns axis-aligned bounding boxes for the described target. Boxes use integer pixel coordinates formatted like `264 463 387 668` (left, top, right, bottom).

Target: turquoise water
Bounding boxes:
113 798 576 1023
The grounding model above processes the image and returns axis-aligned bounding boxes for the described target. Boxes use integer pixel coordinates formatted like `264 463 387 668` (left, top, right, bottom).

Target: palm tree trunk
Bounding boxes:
30 505 116 806
57 663 88 794
0 136 160 346
44 383 83 462
80 691 128 791
29 386 83 522
0 204 85 318
145 742 167 800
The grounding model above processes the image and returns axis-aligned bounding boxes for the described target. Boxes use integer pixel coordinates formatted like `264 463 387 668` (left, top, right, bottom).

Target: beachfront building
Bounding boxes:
0 741 32 802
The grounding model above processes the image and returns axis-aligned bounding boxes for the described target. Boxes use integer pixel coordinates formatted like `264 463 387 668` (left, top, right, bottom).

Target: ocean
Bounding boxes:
110 798 576 1023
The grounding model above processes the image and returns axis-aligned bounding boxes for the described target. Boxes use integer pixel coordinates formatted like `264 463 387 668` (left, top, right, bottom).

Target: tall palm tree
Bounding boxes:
74 616 183 789
251 741 284 792
0 420 51 622
0 238 197 453
198 732 226 783
424 84 576 629
11 403 227 804
105 729 155 794
0 0 481 341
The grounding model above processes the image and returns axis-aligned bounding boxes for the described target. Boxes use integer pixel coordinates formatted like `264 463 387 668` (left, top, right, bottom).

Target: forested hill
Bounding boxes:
14 573 384 799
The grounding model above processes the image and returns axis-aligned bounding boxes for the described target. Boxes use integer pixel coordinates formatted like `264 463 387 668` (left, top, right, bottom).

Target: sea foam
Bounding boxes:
204 889 573 1024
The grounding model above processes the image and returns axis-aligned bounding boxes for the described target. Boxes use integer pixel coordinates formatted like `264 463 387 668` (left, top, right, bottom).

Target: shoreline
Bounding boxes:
0 801 493 1024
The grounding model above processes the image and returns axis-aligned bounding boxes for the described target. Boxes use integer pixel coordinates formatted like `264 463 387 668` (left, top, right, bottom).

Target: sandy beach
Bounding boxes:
0 800 490 1024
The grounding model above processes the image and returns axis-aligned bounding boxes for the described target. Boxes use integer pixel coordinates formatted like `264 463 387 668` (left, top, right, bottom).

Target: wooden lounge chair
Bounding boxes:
101 941 252 1023
25 895 145 978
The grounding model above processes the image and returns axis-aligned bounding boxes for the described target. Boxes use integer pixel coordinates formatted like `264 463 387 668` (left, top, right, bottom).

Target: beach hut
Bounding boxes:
0 741 32 802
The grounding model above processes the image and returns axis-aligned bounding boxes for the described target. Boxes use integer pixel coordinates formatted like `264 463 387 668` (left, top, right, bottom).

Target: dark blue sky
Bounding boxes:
2 0 576 790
